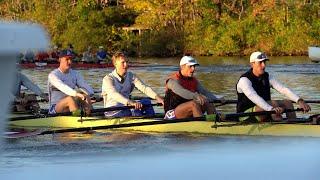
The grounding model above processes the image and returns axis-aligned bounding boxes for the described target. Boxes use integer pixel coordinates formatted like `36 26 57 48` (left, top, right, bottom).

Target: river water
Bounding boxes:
1 56 320 179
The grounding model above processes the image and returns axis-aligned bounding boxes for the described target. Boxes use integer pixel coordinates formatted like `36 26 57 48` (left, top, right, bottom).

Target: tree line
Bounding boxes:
1 0 319 57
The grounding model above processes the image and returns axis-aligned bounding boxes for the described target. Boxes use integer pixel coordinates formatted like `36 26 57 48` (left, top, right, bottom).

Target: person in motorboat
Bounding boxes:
66 44 77 60
163 56 224 120
48 50 94 115
49 45 60 63
35 50 50 62
96 46 110 64
11 70 48 113
81 46 95 63
236 51 311 122
101 51 164 117
21 49 35 63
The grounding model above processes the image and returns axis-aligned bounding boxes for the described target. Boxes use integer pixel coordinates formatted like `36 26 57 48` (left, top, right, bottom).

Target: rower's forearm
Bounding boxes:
133 76 158 99
167 80 195 99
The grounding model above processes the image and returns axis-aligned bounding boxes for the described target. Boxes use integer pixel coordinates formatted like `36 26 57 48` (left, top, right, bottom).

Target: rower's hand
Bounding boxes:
272 107 284 115
193 93 208 106
298 99 311 113
76 93 87 101
219 97 226 104
155 95 164 106
90 95 103 103
40 93 49 102
16 97 28 105
128 100 143 110
196 94 208 105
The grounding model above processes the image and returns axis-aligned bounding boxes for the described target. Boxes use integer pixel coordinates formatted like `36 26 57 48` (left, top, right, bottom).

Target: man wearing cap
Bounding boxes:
48 50 94 115
164 56 224 120
236 51 310 121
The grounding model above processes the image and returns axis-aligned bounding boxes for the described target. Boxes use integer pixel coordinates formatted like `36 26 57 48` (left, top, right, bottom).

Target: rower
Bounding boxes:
163 56 224 120
11 71 48 112
101 51 164 117
48 50 94 115
236 51 311 121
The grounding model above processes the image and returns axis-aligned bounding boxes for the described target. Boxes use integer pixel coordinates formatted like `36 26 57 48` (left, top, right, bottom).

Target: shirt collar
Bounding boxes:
112 69 126 82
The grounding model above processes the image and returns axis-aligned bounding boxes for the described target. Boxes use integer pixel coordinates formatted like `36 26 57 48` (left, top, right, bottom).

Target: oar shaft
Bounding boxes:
223 108 303 120
304 100 320 103
13 99 48 105
39 117 207 135
213 100 319 104
91 103 162 114
9 103 163 121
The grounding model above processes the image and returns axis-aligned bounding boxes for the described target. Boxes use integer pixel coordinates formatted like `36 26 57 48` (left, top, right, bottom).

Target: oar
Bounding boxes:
6 108 304 138
304 100 320 103
212 108 305 128
13 99 48 105
221 108 304 121
9 103 163 121
91 103 162 114
130 96 237 104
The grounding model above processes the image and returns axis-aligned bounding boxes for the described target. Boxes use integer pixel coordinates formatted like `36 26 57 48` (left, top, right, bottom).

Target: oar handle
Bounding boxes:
91 103 162 114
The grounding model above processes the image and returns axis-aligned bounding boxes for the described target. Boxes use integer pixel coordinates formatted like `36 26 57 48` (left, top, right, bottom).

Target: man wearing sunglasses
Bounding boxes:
236 51 310 121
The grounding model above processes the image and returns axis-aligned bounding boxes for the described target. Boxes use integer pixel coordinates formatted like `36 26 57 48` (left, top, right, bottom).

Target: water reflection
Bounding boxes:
1 133 320 179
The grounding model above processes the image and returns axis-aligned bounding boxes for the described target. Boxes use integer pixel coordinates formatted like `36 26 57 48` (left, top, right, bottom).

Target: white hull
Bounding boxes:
35 62 48 67
308 46 320 62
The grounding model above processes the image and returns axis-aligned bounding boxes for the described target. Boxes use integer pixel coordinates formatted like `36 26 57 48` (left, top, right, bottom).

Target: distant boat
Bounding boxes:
18 62 147 69
308 46 320 63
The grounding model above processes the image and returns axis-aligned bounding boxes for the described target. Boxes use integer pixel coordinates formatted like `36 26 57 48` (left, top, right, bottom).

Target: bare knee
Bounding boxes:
65 96 77 105
190 100 201 109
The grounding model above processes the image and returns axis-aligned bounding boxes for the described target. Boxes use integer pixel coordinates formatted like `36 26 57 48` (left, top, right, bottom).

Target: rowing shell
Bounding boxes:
8 115 320 137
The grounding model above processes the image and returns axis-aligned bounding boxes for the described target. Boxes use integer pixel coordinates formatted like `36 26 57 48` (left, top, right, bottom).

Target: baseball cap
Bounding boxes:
180 56 199 66
59 50 72 58
249 52 269 63
99 46 104 49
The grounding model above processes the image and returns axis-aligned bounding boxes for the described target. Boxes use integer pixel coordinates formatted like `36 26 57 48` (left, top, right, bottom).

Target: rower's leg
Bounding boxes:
82 94 92 115
174 100 203 118
26 94 40 112
269 100 283 121
202 101 216 115
254 106 274 121
54 96 79 113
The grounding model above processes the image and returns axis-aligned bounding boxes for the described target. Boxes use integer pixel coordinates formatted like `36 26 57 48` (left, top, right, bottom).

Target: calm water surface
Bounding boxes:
1 56 320 179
